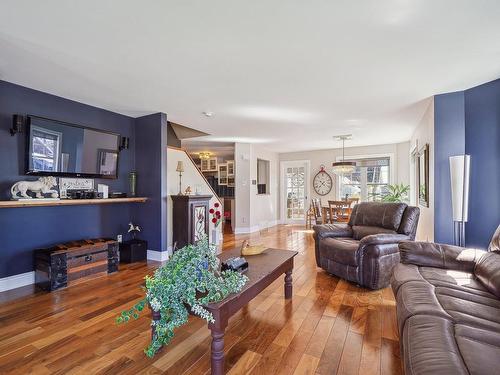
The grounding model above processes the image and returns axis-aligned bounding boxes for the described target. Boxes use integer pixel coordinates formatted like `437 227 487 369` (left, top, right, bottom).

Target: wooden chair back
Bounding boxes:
347 197 359 206
328 200 351 223
311 198 323 224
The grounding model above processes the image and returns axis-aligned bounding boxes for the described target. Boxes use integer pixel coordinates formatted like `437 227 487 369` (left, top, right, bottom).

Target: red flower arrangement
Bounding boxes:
209 202 222 227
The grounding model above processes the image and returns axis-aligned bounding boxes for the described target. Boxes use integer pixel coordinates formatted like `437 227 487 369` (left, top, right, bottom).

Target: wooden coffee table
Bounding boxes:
206 247 297 375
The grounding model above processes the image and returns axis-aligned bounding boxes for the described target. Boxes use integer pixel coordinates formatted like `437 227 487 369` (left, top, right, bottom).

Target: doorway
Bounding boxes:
281 160 310 224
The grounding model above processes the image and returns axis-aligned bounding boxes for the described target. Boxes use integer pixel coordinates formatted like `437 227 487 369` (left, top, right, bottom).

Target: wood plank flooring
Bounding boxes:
0 225 402 374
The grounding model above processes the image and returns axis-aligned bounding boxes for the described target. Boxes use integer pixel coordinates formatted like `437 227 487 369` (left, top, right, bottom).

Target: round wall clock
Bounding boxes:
313 165 333 196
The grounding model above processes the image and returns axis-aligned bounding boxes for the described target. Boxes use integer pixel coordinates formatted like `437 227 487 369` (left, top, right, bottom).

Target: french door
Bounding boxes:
281 161 310 224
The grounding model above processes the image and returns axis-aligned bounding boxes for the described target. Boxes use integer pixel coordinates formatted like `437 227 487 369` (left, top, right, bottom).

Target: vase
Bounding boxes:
129 171 137 197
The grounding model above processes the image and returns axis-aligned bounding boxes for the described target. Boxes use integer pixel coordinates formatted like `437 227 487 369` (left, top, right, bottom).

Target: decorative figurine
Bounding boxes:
128 222 141 240
240 240 267 256
10 176 58 199
184 186 192 195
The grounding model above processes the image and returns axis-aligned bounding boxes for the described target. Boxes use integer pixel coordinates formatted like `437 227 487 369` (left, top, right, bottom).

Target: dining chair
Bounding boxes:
311 198 325 224
347 197 359 206
328 200 351 223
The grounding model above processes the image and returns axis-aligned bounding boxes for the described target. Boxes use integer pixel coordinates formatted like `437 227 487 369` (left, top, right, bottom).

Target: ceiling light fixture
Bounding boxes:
332 135 356 175
202 111 214 117
198 152 212 160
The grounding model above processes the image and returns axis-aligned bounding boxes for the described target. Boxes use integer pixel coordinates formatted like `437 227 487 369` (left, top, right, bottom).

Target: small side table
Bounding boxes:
119 239 147 263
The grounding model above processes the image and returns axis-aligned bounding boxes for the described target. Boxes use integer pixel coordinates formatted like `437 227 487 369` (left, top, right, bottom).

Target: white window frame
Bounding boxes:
336 153 395 201
31 125 62 172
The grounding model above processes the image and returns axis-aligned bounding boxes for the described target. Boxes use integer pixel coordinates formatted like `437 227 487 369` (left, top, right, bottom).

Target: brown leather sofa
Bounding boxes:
392 225 500 375
313 202 420 289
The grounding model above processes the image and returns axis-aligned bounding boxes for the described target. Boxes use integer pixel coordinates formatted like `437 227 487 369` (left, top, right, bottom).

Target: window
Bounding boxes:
31 126 61 172
339 157 390 201
257 159 270 195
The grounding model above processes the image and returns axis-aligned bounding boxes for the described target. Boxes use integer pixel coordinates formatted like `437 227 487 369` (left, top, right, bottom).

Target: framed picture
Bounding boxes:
417 144 429 207
97 149 118 177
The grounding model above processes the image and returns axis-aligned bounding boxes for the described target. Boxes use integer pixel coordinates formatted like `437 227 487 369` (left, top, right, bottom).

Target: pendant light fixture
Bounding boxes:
332 135 356 175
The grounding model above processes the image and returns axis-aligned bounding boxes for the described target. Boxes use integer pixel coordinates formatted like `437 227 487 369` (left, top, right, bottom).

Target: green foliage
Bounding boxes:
116 237 248 357
382 183 410 203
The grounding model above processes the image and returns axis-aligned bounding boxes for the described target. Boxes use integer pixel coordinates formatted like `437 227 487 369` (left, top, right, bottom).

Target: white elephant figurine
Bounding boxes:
11 176 59 199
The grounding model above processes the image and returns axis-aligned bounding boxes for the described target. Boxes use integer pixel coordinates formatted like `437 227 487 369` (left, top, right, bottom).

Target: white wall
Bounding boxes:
279 141 411 210
234 143 279 233
250 145 279 230
166 148 221 251
410 98 435 241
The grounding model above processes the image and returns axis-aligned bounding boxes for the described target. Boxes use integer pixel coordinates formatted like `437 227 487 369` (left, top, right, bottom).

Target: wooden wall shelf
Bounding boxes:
0 197 148 208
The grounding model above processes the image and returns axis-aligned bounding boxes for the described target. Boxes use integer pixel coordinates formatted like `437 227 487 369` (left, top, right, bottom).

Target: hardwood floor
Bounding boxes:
0 225 402 374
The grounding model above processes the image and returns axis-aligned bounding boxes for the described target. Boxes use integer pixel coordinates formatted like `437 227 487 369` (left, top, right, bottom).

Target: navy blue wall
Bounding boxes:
134 113 168 253
434 92 465 244
434 78 500 249
464 79 500 248
0 80 138 278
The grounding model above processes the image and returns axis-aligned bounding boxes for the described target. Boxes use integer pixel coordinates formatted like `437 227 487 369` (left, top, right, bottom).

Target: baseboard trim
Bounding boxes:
234 220 280 234
147 250 169 262
0 271 35 292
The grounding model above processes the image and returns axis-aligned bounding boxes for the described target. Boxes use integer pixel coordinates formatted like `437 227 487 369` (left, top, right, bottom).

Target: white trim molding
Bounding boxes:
0 271 35 292
234 220 281 234
147 249 169 262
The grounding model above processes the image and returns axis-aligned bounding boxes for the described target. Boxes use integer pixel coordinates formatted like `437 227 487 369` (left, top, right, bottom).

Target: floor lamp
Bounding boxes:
449 155 470 247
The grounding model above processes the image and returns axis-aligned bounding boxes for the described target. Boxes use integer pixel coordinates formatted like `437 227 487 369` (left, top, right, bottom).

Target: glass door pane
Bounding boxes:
285 165 307 220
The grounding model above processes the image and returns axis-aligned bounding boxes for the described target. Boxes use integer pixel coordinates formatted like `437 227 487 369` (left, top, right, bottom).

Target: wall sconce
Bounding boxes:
10 114 25 136
119 136 130 151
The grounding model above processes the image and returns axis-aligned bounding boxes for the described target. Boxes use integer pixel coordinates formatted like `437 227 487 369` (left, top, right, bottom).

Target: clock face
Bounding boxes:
313 170 333 196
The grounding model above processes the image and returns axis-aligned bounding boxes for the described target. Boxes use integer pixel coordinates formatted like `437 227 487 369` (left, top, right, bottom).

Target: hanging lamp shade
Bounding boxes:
332 161 356 174
332 135 356 175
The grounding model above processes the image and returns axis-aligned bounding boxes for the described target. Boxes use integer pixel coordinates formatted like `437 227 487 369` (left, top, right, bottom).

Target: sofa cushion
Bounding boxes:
352 225 396 240
475 251 500 298
402 315 469 375
455 324 500 375
395 280 451 333
418 267 490 295
319 237 359 266
348 202 407 231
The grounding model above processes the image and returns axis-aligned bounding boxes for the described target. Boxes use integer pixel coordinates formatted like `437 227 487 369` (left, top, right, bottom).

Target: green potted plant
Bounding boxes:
116 237 248 357
382 183 410 203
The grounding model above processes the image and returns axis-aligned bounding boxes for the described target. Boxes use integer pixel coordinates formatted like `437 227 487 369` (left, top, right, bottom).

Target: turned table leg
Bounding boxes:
211 328 225 375
284 269 293 299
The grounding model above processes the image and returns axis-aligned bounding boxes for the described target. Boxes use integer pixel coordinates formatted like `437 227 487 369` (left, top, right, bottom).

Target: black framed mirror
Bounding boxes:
417 143 429 207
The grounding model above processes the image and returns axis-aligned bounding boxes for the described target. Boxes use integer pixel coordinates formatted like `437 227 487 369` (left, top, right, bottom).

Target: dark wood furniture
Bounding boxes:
34 239 119 291
119 239 147 263
151 247 297 374
171 194 212 249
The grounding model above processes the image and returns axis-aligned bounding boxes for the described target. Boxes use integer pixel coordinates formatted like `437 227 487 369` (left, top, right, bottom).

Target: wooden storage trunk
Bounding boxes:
35 238 119 291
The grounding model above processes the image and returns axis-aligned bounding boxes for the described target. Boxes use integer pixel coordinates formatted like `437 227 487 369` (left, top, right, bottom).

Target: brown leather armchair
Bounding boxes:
313 202 420 289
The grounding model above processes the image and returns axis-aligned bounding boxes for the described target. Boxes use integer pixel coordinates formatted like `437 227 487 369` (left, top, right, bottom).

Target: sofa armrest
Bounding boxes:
313 224 353 239
360 233 410 247
398 241 485 272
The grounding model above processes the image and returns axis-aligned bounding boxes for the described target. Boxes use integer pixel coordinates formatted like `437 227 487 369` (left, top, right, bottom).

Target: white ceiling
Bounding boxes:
1 1 499 152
